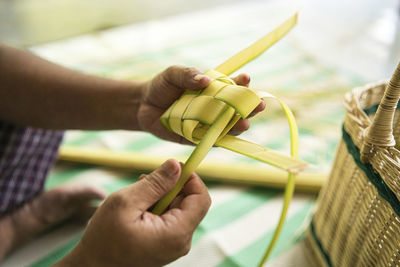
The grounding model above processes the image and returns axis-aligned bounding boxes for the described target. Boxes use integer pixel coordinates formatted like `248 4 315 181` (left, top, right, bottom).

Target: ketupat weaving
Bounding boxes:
1 2 370 266
151 13 306 265
304 63 400 266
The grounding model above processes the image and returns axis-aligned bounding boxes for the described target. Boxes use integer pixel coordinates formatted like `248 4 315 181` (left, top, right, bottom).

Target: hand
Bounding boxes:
137 65 265 143
56 159 211 267
0 185 106 260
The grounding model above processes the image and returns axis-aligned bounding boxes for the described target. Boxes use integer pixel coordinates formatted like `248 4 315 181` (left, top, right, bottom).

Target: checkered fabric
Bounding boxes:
0 121 63 215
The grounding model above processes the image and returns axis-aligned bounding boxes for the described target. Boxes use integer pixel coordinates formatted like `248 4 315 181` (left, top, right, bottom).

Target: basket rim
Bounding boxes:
343 80 400 204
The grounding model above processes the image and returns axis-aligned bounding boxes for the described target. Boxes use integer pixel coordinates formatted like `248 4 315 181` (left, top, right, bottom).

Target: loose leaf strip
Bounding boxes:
152 107 235 214
215 12 298 76
152 13 301 266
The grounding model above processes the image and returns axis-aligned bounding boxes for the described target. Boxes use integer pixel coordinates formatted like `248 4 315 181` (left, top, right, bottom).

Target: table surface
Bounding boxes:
1 0 395 266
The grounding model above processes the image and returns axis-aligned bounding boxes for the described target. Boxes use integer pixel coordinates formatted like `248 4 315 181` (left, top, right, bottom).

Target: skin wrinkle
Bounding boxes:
145 70 182 109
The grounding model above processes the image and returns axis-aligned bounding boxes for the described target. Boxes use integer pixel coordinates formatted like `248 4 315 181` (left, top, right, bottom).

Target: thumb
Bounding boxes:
132 159 181 211
164 65 211 90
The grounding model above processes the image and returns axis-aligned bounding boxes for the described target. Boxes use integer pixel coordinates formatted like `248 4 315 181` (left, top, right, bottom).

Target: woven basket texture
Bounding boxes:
304 68 400 267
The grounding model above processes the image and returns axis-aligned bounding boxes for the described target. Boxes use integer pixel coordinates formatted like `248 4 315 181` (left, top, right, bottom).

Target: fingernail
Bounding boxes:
193 74 209 81
160 159 180 176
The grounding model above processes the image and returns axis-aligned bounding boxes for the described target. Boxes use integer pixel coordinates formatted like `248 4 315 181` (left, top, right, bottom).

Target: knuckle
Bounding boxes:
181 67 193 87
159 228 192 261
164 65 187 88
105 192 125 208
182 66 194 76
200 198 212 219
165 65 178 75
144 174 168 196
171 232 191 257
206 193 212 209
180 241 191 256
196 192 212 221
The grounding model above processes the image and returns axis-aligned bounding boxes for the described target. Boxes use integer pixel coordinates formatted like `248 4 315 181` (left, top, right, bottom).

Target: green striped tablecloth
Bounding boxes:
1 1 366 266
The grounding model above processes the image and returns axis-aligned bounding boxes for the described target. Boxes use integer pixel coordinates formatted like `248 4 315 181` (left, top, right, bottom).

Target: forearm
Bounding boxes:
0 215 15 260
0 44 144 130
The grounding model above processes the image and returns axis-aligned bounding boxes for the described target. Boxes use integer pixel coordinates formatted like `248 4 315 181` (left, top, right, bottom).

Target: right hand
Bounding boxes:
0 185 106 260
56 159 211 267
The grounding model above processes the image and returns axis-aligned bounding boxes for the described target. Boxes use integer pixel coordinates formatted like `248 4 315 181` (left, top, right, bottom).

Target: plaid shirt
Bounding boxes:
0 121 63 215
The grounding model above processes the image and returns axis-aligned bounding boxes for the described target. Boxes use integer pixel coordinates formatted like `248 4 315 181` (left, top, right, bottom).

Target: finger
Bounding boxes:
145 66 211 109
59 186 107 220
229 119 250 136
163 173 211 231
62 186 107 205
231 74 265 118
169 193 185 209
168 162 190 209
164 65 211 91
228 100 266 136
126 159 181 212
29 185 107 228
232 73 250 87
248 100 266 118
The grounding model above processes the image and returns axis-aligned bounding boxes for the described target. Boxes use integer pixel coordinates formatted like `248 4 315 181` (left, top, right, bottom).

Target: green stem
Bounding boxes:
152 107 235 215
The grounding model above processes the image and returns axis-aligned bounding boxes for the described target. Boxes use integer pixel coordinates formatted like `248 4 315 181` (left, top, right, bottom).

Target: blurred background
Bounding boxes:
1 0 399 78
0 0 399 266
0 0 243 47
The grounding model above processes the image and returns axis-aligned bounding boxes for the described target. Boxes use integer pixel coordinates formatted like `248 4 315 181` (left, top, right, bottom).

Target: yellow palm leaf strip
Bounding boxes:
182 95 225 142
152 106 235 214
215 12 298 76
164 93 197 136
152 13 303 264
256 91 299 266
58 146 326 193
204 69 242 140
153 71 261 215
215 135 305 173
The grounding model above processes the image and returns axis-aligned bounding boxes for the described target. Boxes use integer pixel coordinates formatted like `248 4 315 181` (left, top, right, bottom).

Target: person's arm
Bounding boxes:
0 44 264 136
0 43 144 130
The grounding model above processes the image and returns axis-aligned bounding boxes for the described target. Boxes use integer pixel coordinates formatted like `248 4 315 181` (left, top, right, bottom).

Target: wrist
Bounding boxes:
101 79 145 131
128 80 147 131
53 242 94 267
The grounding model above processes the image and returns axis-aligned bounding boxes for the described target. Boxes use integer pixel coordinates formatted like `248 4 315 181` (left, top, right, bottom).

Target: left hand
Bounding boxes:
137 65 265 144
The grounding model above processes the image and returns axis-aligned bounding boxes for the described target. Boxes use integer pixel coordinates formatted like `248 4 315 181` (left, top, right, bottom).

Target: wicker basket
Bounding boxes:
304 62 400 267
